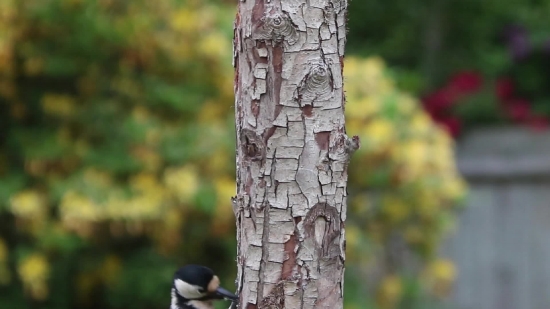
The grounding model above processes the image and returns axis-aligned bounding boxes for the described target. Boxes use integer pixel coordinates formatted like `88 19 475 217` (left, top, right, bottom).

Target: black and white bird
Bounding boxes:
170 265 238 309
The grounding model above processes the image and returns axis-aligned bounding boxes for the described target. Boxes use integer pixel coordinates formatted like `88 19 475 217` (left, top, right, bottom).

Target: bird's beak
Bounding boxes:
214 287 238 301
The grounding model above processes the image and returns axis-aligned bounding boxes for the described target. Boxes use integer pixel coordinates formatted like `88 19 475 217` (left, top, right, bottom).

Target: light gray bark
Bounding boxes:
232 1 356 308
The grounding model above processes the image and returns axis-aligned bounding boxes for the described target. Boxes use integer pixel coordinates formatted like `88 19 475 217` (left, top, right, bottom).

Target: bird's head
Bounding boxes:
172 265 238 305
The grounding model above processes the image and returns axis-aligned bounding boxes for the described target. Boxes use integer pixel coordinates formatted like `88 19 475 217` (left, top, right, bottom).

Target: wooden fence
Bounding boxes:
444 127 550 309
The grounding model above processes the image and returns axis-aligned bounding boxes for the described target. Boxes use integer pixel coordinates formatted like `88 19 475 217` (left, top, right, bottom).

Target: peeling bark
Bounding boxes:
233 1 355 308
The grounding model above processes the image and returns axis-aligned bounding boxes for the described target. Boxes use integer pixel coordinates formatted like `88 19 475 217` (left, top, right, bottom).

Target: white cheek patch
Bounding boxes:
175 279 206 299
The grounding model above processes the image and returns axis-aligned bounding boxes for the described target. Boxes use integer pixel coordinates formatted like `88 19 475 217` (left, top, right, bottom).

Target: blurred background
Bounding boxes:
0 0 548 308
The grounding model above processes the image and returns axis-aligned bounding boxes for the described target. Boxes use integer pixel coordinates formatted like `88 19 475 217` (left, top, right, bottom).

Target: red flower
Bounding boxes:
505 98 532 121
422 89 457 115
495 78 514 101
527 115 549 131
422 70 483 118
448 71 483 94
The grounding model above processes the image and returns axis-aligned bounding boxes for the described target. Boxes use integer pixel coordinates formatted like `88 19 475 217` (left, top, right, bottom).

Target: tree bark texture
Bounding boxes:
233 1 356 308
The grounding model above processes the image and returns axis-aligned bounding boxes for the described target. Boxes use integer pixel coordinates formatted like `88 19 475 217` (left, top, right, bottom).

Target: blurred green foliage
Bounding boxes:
347 0 550 93
0 1 236 308
0 1 465 309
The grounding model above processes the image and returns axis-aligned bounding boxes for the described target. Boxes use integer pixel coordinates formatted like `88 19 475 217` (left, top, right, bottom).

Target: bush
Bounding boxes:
0 1 236 308
344 57 465 308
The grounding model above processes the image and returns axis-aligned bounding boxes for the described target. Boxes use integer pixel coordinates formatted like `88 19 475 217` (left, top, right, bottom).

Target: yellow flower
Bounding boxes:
198 32 229 59
415 190 439 219
345 119 363 138
396 94 416 115
362 57 390 93
60 191 102 222
381 195 410 224
345 97 380 120
105 194 127 220
18 254 50 300
215 69 235 101
0 0 16 21
83 168 113 188
400 139 428 162
441 177 467 200
170 8 197 33
344 56 392 99
343 56 360 76
164 165 199 203
409 112 432 136
363 57 386 77
377 275 402 309
427 141 455 171
424 259 457 297
9 190 47 219
127 192 164 220
214 177 235 207
345 225 361 251
362 118 394 149
428 259 456 282
397 138 428 179
206 149 231 175
130 172 159 192
41 93 76 117
198 101 224 122
341 55 465 300
432 128 453 146
212 177 236 234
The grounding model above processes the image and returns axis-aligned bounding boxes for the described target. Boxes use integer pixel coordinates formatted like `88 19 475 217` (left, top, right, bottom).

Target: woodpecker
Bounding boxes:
170 265 238 309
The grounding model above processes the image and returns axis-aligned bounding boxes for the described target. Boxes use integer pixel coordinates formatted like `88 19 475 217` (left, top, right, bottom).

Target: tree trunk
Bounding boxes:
232 1 356 308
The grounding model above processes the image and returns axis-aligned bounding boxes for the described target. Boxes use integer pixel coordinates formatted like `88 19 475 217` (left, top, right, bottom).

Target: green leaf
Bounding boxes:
0 173 27 210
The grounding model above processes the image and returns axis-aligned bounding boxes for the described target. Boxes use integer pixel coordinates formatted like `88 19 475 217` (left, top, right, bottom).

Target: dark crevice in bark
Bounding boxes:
257 201 271 305
282 233 297 279
272 45 284 109
300 105 313 117
252 0 265 24
315 131 331 151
